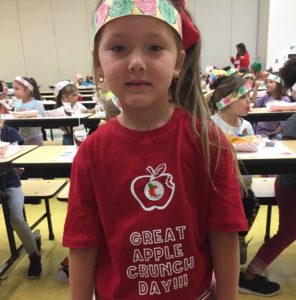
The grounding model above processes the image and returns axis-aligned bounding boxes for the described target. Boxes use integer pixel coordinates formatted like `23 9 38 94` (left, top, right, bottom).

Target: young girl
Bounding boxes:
0 82 41 278
239 57 296 297
13 76 46 145
252 73 290 137
50 81 94 145
63 1 247 299
209 71 260 265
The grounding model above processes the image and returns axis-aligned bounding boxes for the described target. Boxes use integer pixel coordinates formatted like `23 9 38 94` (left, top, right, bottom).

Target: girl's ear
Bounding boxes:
175 49 186 75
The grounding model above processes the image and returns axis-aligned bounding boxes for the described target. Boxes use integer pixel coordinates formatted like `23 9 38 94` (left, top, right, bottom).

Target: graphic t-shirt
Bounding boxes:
63 107 247 299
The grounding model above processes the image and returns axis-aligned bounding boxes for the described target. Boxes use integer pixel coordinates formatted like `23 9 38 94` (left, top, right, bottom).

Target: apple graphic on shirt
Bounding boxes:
130 163 175 211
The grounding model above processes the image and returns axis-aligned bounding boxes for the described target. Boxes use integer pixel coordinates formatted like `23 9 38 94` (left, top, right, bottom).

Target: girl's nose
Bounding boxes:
128 52 146 72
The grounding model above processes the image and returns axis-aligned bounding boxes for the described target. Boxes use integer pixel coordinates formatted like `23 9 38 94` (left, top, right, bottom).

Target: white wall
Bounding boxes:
266 0 296 71
0 0 97 89
187 0 259 72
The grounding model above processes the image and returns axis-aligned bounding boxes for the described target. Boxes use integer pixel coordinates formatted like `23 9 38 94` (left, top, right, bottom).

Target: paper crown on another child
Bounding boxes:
251 62 262 72
15 76 34 92
216 82 252 111
243 72 255 80
54 81 71 97
292 83 296 91
93 0 200 50
268 74 283 84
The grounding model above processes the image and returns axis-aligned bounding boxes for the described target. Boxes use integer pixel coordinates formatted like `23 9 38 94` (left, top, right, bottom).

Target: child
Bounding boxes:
231 43 250 69
209 70 260 265
13 76 46 145
63 1 248 299
252 73 290 138
239 57 296 297
50 80 94 145
74 73 84 87
0 81 41 278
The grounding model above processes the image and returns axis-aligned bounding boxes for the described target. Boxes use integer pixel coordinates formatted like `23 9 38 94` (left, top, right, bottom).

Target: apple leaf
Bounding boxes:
154 163 166 177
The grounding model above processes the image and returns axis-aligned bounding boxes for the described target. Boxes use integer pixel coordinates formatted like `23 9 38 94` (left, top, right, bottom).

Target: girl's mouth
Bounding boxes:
126 81 151 86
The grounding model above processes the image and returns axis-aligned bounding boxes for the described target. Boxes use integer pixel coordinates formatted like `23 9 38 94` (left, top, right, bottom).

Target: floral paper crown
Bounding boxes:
216 82 251 111
93 0 199 50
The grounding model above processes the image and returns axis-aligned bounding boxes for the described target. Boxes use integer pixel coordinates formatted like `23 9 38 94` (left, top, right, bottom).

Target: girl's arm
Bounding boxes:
251 80 260 104
209 231 239 300
69 247 98 300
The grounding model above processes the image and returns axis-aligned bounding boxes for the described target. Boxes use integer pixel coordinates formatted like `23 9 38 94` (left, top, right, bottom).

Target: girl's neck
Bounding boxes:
22 96 32 103
219 110 240 127
117 103 174 131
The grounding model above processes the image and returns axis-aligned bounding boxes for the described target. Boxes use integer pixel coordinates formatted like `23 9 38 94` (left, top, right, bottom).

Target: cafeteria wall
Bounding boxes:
0 0 97 89
265 0 296 71
187 0 259 72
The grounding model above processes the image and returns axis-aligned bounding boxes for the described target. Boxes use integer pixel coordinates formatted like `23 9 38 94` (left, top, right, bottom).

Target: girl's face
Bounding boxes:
266 79 277 93
63 91 79 105
96 16 185 112
13 81 30 100
225 93 252 117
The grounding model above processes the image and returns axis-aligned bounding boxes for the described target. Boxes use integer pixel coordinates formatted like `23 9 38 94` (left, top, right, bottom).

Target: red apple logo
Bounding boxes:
130 163 175 211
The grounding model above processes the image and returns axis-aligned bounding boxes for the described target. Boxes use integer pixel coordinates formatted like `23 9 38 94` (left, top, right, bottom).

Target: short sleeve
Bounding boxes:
63 143 104 248
208 132 248 232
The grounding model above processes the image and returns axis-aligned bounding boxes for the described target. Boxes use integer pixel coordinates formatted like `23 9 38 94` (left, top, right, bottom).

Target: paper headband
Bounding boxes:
93 0 199 50
292 82 296 92
209 68 237 86
216 83 251 111
268 74 283 84
15 76 33 92
54 81 71 97
243 72 255 80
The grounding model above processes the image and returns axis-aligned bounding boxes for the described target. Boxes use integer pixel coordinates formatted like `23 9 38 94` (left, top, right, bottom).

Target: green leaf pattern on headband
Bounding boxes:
110 0 134 17
158 0 177 25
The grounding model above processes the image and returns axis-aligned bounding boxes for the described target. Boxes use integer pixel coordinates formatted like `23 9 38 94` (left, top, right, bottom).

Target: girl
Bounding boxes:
63 1 247 299
50 80 94 144
239 57 296 297
253 73 290 138
13 76 46 145
209 70 260 265
0 82 41 278
231 43 250 70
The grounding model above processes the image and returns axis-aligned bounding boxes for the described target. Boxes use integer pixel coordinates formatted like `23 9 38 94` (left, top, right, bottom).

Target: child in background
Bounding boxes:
239 57 296 297
0 79 41 278
82 74 95 87
252 73 290 138
74 73 84 87
13 76 46 145
63 1 247 299
209 70 260 265
50 81 94 144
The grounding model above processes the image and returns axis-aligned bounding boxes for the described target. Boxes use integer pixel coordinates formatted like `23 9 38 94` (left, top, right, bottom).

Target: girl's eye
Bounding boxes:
149 45 164 52
111 45 126 52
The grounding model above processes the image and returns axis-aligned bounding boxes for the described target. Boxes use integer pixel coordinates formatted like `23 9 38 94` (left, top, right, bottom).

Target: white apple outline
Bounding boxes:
130 163 175 211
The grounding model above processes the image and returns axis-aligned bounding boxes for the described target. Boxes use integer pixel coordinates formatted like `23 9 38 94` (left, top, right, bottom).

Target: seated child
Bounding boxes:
253 73 290 138
0 81 41 278
13 76 46 145
209 69 260 264
49 81 94 145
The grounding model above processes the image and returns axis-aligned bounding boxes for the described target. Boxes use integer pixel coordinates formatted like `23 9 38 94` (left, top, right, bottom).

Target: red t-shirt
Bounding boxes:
231 52 250 69
63 107 247 299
